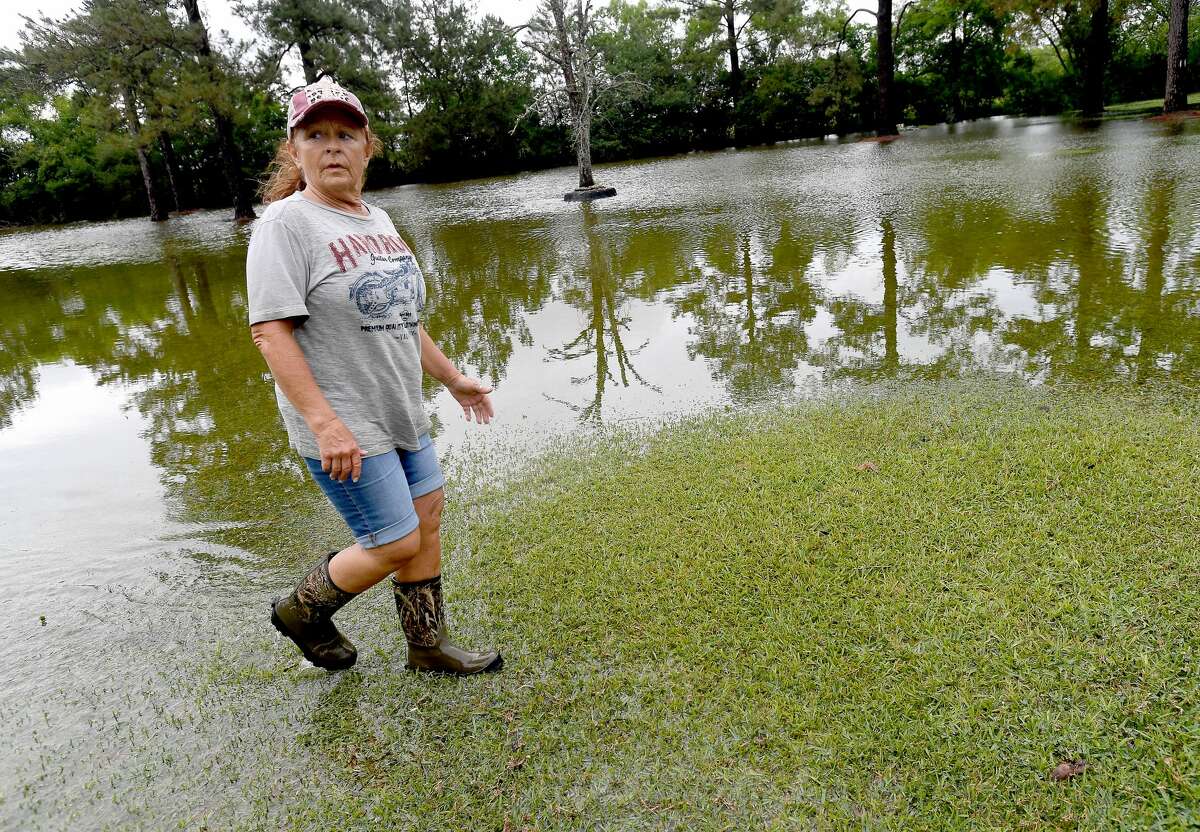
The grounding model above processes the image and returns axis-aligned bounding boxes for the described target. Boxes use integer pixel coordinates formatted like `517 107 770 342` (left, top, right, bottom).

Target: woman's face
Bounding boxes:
288 110 371 200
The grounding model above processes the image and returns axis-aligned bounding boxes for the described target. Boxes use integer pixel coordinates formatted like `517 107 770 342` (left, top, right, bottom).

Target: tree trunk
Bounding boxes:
1080 0 1109 116
577 100 594 188
1164 0 1189 113
550 0 594 189
876 0 897 135
215 114 256 220
298 36 319 84
949 14 964 122
724 0 740 105
158 131 185 212
575 1 594 188
123 86 168 222
181 0 256 219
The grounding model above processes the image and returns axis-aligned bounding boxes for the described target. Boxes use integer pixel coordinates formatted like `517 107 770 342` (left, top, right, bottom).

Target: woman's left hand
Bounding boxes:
447 373 495 424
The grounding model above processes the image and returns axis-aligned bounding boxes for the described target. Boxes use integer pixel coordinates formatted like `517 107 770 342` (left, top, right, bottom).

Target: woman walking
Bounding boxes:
246 76 501 675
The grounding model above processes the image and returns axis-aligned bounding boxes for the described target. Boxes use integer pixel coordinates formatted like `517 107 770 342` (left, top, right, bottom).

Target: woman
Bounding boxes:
246 76 501 675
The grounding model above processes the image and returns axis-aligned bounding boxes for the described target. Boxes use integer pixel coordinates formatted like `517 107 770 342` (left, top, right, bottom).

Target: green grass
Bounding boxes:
1104 91 1200 116
222 380 1200 830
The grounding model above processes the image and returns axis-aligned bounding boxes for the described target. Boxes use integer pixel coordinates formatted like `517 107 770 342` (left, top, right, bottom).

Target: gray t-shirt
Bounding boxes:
245 191 431 458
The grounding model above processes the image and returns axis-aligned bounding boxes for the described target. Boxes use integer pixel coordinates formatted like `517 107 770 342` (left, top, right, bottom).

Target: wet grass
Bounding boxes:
194 378 1200 831
19 380 1196 830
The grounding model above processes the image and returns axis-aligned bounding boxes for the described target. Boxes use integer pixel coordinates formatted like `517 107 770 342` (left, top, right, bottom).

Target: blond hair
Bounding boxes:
259 127 383 204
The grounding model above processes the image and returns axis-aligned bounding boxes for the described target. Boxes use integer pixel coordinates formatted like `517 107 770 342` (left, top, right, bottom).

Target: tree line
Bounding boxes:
0 0 1195 226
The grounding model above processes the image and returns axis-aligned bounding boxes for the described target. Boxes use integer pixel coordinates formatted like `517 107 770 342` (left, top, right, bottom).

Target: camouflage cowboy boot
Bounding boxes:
271 552 359 670
392 575 502 675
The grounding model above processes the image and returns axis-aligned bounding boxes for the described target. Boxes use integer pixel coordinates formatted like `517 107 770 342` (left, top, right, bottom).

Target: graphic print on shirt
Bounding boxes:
347 256 423 338
326 231 424 338
350 266 416 319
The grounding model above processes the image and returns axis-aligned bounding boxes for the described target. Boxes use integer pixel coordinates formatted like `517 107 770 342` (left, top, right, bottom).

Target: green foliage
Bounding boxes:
591 1 716 157
896 0 1010 123
0 0 1196 226
1001 47 1073 115
380 3 568 182
0 93 144 225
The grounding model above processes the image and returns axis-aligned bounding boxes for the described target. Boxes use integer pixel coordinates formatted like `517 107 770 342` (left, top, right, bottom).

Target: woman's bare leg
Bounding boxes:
393 488 443 583
327 529 421 594
325 489 442 593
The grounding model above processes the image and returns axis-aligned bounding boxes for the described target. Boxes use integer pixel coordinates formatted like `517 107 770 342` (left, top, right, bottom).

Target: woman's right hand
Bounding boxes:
315 416 365 482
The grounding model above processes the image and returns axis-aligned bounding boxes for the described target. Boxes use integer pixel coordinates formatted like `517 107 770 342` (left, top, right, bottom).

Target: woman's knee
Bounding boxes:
415 489 444 534
370 528 422 567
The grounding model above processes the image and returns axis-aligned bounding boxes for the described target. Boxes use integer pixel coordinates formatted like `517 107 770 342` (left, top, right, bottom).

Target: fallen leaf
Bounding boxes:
855 461 879 473
1050 759 1087 781
1163 757 1184 785
508 756 526 771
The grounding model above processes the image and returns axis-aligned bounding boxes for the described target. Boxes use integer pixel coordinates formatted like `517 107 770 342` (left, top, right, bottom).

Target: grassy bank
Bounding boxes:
1104 91 1200 117
229 380 1200 830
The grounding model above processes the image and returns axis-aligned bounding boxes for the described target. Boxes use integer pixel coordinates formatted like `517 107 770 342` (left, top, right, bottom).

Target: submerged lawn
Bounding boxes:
231 381 1200 830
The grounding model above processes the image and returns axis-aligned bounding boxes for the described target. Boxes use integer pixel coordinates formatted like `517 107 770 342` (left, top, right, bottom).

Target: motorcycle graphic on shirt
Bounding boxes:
348 258 424 336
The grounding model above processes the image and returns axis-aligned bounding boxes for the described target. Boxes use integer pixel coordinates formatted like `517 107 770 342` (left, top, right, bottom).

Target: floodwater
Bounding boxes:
1 115 1198 829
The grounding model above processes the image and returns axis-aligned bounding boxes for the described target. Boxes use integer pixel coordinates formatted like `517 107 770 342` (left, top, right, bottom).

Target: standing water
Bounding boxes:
1 115 1199 829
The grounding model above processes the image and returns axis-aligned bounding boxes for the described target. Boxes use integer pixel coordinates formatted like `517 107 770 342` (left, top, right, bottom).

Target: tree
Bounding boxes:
837 0 912 136
524 0 613 194
1163 0 1190 112
1079 0 1110 114
897 0 1010 123
876 0 898 134
1018 0 1113 115
235 0 372 85
15 0 181 221
180 0 256 219
590 1 703 156
676 0 760 110
381 1 560 179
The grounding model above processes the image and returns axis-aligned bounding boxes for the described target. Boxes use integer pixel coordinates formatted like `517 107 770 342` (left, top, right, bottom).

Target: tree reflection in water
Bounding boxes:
545 204 656 423
677 212 831 403
417 216 557 394
3 133 1200 548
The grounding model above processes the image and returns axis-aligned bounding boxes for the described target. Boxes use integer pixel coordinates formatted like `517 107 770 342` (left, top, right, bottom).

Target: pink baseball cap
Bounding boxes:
287 76 368 134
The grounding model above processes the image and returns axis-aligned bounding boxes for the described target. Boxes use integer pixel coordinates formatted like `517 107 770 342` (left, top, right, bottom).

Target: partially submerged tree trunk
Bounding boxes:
549 0 594 188
527 0 614 199
948 12 964 122
181 0 256 220
1163 0 1189 113
123 86 168 222
1080 0 1109 116
876 0 897 136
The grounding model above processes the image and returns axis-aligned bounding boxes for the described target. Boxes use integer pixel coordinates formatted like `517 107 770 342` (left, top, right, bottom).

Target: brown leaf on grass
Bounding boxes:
1050 759 1087 781
855 461 879 473
1163 757 1184 785
507 756 526 771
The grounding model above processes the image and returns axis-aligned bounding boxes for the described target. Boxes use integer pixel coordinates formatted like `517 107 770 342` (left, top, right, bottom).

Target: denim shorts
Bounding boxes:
303 434 445 549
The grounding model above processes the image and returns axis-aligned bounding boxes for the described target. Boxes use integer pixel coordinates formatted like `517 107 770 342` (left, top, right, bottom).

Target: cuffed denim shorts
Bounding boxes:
303 434 445 549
